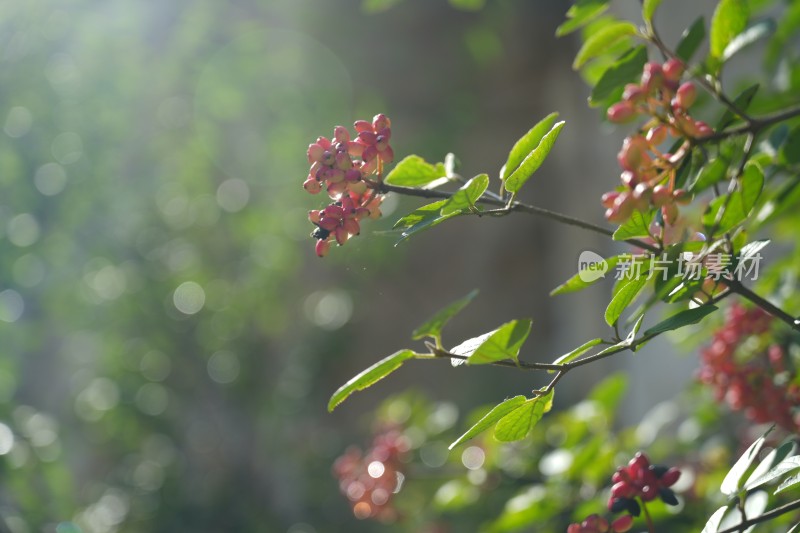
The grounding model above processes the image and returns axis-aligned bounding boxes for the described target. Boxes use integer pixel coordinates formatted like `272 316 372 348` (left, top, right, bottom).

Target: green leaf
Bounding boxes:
723 20 774 61
605 275 649 326
441 174 489 215
702 162 764 234
702 506 729 533
642 0 662 25
745 453 800 491
494 389 554 442
550 254 625 296
613 209 653 240
449 395 527 449
384 155 446 187
504 122 566 194
450 319 533 365
412 289 479 341
676 17 706 62
448 0 485 11
590 46 648 105
573 21 638 69
721 429 770 495
556 0 610 37
775 472 800 494
328 350 418 411
361 0 404 13
738 239 769 262
689 156 731 193
710 0 749 61
550 338 603 368
502 113 559 181
780 125 800 165
717 84 759 130
393 199 449 229
396 210 462 243
643 305 718 337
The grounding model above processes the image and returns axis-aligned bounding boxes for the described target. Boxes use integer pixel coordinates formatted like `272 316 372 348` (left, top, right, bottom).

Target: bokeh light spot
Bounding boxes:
367 460 385 478
207 350 240 384
0 290 24 323
173 281 205 315
461 446 485 470
216 178 250 213
34 162 67 196
4 106 32 138
7 213 40 247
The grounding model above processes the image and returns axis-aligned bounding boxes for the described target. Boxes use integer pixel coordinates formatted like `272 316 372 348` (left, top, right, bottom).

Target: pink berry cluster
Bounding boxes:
304 114 393 257
608 452 681 516
602 58 712 225
698 303 800 431
567 514 633 533
569 452 681 532
333 428 410 521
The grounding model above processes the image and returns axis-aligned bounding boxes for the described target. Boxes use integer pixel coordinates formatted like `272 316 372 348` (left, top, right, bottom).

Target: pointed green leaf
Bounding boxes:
573 21 638 69
703 162 764 234
550 338 603 369
745 454 800 491
441 174 489 215
780 125 800 165
717 84 759 130
744 441 800 490
412 289 479 341
721 430 770 495
502 113 559 181
642 0 663 25
676 17 706 62
556 0 610 37
384 155 446 187
494 389 554 442
328 350 418 411
590 46 648 105
689 157 731 193
504 121 565 194
448 395 527 449
613 209 654 240
702 506 729 533
643 305 718 337
396 210 461 243
710 0 749 61
605 275 649 326
775 472 800 495
723 20 774 61
393 199 449 229
450 319 533 365
551 254 625 296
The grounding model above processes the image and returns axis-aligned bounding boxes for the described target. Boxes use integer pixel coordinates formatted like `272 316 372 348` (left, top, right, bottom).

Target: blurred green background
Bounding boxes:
0 0 695 531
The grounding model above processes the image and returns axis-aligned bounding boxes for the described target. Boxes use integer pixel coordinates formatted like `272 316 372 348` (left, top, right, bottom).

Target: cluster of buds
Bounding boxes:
603 58 712 225
333 428 410 521
608 452 681 516
698 303 800 431
567 514 633 533
304 114 393 257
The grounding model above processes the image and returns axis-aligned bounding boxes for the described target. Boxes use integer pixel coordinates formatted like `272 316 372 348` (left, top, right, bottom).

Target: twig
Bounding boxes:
716 498 800 533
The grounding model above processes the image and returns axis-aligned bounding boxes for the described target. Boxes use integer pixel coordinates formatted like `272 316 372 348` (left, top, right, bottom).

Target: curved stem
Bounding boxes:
641 500 656 533
372 181 660 254
716 498 800 533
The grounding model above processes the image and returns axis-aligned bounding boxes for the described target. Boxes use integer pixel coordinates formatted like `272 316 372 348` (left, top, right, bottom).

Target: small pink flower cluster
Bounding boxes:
608 452 681 515
603 59 712 225
699 303 800 431
569 452 681 532
333 428 409 522
304 114 394 257
567 514 632 533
